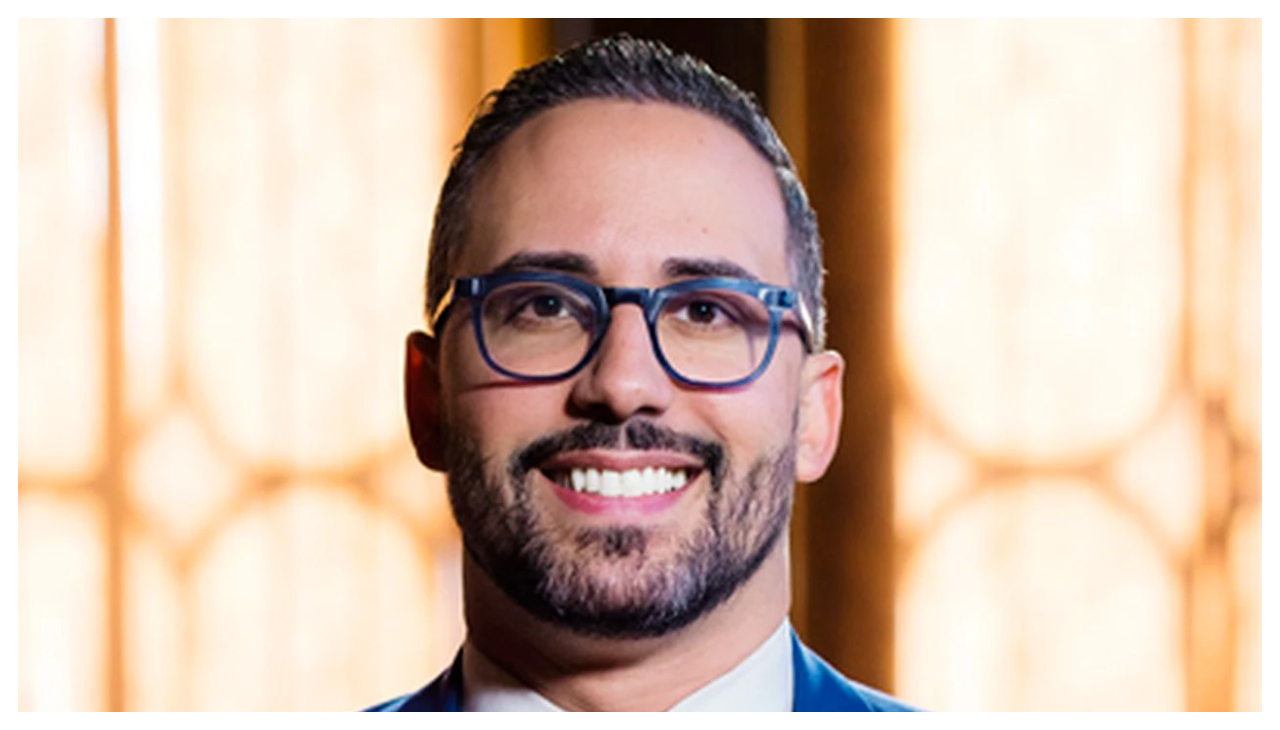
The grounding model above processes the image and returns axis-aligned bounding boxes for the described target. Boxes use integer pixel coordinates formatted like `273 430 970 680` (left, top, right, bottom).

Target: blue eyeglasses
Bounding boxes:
428 271 814 389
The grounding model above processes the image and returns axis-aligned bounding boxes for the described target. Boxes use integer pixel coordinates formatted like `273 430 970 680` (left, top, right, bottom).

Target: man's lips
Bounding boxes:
539 450 705 473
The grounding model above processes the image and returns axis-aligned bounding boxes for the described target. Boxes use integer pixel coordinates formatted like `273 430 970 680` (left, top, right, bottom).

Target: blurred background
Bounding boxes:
17 18 1259 711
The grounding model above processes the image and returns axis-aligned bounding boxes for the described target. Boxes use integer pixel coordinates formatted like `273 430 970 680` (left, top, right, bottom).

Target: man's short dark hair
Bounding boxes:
426 35 827 348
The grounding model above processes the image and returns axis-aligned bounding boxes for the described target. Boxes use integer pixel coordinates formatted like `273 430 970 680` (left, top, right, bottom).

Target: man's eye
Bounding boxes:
683 300 723 324
529 295 565 318
672 297 740 328
495 288 590 329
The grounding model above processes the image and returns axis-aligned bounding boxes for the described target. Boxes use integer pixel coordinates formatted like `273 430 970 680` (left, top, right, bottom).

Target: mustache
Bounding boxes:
509 419 725 484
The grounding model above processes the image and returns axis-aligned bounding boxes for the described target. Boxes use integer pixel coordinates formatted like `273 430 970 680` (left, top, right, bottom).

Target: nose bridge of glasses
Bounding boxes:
601 286 656 316
596 286 659 345
585 287 671 393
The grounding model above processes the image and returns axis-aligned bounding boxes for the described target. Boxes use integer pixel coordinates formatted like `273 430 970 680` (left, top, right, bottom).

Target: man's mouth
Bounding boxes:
540 466 701 498
511 420 722 509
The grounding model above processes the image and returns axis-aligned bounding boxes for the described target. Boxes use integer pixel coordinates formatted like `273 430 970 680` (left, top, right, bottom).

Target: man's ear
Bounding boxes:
405 331 447 471
794 349 845 483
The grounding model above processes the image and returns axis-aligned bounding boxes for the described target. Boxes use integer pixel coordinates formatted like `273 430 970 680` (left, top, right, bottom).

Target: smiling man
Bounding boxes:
371 36 914 712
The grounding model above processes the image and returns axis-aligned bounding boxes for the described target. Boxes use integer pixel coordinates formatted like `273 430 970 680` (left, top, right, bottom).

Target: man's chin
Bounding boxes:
476 527 725 640
526 576 715 640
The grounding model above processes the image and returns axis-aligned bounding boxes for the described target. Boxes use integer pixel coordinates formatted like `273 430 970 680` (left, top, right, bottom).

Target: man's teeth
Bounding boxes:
565 467 689 497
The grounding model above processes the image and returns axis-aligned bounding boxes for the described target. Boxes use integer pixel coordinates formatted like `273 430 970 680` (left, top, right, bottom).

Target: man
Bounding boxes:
372 36 914 712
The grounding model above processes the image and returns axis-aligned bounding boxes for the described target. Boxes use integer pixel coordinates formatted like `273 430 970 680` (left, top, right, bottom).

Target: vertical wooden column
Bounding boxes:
480 19 552 93
768 17 811 641
792 19 897 692
102 17 127 712
1182 17 1260 711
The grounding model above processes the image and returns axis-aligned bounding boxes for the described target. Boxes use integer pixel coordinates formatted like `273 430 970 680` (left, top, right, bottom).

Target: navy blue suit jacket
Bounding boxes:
367 630 916 712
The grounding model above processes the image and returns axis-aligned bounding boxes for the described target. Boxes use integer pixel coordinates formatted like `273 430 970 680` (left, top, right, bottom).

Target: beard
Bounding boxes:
443 418 796 639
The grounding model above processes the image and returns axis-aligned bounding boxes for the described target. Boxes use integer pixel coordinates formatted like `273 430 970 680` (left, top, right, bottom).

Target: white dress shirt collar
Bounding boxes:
461 619 794 712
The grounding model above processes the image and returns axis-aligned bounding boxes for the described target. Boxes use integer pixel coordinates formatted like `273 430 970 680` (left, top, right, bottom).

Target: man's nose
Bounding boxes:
569 304 675 422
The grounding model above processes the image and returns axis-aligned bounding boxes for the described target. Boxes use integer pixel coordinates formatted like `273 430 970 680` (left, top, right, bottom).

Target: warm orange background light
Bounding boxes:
18 18 536 711
893 19 1259 711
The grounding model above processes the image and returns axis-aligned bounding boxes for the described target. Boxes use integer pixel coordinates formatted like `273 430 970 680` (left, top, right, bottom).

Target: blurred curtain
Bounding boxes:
18 18 548 711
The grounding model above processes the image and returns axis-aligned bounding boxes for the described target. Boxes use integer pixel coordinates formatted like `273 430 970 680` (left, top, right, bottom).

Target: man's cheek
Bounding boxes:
701 398 795 450
453 393 555 455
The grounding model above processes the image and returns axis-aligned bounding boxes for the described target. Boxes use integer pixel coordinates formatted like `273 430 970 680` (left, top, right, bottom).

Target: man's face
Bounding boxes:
417 100 837 638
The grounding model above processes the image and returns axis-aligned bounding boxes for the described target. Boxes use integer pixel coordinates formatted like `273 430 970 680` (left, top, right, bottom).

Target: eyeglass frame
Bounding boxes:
427 270 815 390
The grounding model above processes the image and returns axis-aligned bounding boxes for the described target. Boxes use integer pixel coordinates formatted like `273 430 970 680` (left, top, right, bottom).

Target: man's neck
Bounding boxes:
460 546 792 711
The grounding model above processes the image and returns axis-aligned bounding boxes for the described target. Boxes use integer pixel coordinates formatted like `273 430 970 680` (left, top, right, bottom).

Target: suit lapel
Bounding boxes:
790 630 875 711
390 650 464 711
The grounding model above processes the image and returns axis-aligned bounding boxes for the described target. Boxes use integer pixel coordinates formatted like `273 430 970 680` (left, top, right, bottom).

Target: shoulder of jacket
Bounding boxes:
362 650 464 712
791 631 921 712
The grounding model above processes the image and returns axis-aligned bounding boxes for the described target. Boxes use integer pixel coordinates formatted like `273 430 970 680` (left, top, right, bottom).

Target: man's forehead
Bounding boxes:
491 98 755 168
458 98 791 284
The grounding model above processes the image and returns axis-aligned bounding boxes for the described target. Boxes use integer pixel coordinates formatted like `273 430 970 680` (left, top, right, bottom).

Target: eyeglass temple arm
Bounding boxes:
426 278 483 336
776 288 816 353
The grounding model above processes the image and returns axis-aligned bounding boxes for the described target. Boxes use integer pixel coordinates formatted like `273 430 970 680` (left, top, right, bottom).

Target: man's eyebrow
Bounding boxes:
661 257 760 282
490 251 598 277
